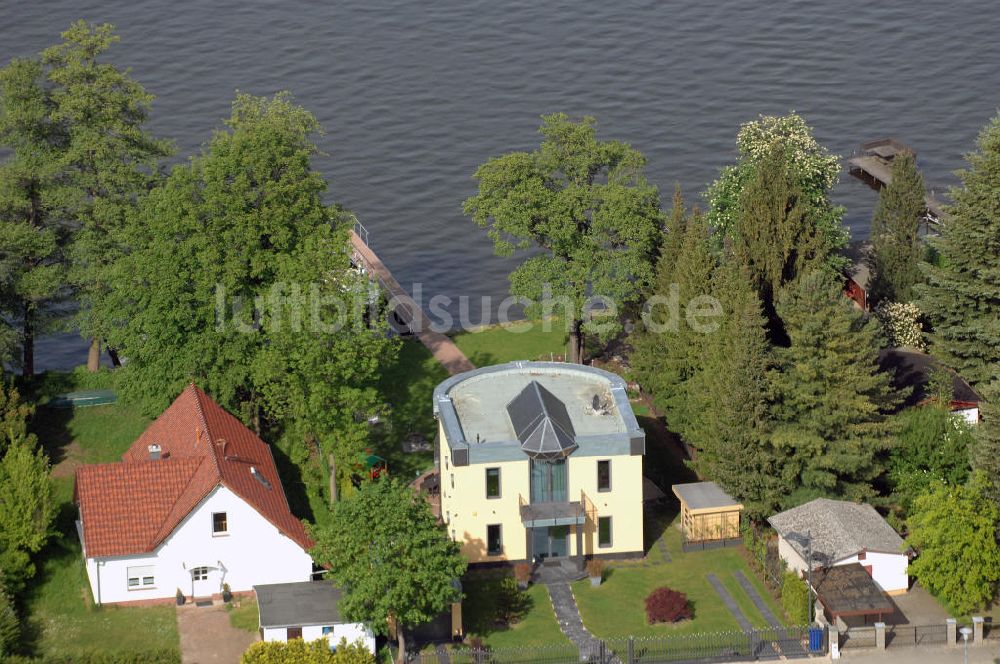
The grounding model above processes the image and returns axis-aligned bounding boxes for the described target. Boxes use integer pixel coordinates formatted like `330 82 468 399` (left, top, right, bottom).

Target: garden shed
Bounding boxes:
671 481 743 547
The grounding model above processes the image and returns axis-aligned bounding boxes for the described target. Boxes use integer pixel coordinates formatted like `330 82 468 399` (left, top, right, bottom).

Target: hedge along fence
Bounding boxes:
781 572 810 625
5 650 181 664
740 517 786 592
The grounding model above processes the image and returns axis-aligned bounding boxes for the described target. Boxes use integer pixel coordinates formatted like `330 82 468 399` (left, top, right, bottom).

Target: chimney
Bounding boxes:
148 444 162 461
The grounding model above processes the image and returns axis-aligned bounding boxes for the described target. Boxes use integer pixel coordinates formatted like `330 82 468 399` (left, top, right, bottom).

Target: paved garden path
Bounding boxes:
733 570 781 627
546 582 621 663
705 573 753 631
177 603 258 663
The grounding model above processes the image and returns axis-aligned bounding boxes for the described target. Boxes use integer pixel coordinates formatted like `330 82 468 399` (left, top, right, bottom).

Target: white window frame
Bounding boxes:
127 565 155 590
212 511 228 536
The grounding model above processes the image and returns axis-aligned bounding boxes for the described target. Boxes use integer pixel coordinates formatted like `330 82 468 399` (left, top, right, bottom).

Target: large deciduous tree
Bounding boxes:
464 113 662 363
769 271 898 507
906 473 1000 615
0 57 71 376
42 21 172 370
866 152 925 307
917 113 1000 387
101 93 396 484
310 478 466 662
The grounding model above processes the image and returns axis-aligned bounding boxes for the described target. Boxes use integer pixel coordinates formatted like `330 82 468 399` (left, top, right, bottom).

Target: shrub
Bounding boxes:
585 558 605 579
644 587 691 624
241 638 374 664
496 577 529 624
15 650 182 664
781 572 810 624
513 562 532 585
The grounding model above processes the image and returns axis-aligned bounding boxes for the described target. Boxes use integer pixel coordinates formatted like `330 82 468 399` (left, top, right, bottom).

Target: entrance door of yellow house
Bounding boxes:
532 526 569 560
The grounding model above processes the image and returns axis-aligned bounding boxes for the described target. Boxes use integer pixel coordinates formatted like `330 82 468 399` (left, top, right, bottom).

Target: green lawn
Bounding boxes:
228 598 260 632
451 319 568 366
461 571 570 649
572 511 786 639
20 371 179 660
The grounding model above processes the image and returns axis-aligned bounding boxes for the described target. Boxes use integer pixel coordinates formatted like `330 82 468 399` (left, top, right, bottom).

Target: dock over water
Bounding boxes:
348 226 475 376
847 138 946 222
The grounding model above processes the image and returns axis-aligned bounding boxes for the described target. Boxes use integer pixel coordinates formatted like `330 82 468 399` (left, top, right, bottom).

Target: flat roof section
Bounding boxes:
254 581 343 629
672 481 742 512
813 563 894 619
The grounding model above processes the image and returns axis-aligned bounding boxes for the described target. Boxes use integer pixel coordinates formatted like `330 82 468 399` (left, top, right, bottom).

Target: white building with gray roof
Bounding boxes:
768 498 910 595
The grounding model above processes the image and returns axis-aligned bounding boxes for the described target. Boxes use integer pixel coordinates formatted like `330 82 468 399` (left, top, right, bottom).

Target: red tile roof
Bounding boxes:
75 385 312 558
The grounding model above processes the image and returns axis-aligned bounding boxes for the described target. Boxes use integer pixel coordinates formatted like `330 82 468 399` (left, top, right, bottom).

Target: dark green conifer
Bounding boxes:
917 113 1000 386
867 152 925 306
770 271 898 507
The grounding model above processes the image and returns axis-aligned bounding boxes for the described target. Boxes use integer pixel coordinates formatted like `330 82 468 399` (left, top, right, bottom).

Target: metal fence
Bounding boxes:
408 626 826 664
885 623 948 648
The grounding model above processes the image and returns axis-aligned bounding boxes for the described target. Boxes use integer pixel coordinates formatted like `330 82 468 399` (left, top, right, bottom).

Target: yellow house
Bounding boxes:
434 362 646 569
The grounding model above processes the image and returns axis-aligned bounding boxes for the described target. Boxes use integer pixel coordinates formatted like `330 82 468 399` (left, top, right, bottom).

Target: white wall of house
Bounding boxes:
776 536 909 594
953 406 979 425
80 485 313 605
833 551 908 594
262 624 375 652
777 535 809 575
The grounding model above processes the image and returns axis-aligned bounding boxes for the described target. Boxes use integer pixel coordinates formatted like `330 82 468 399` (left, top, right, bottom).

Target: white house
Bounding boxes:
768 498 910 595
879 348 981 424
255 581 376 653
74 385 314 605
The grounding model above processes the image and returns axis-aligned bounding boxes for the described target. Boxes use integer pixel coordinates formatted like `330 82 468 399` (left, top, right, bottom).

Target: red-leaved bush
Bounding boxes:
645 586 692 624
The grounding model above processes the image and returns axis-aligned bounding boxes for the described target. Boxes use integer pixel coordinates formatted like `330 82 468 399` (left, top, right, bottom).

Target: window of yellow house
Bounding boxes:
597 460 611 492
487 524 502 555
486 468 501 499
598 516 612 548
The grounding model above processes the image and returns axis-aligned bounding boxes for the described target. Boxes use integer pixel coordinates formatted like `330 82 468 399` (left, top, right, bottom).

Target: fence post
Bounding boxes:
599 639 606 664
828 624 840 660
627 636 634 664
973 616 984 644
947 618 957 646
874 622 885 650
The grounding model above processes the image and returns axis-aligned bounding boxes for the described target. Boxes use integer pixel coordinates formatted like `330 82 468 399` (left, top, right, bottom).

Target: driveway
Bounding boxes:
887 584 951 625
177 603 259 663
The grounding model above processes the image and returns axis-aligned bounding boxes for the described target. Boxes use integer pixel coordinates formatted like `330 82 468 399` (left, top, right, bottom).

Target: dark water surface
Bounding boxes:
5 0 1000 369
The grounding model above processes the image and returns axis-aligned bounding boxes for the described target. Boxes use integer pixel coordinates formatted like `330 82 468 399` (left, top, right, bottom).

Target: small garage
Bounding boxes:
671 481 743 549
254 581 376 653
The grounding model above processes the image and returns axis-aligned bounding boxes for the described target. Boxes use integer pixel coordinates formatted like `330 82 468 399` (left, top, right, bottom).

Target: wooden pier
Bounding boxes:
847 138 946 222
348 224 475 376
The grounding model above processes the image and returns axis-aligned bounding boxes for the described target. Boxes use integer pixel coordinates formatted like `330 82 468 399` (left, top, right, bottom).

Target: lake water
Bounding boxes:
5 0 1000 370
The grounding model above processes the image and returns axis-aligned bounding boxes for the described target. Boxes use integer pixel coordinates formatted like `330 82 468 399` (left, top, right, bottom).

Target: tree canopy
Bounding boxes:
464 113 662 363
769 271 898 507
866 152 925 307
906 473 1000 615
309 478 466 662
918 112 1000 386
0 56 71 376
0 384 54 595
42 21 172 367
100 92 395 483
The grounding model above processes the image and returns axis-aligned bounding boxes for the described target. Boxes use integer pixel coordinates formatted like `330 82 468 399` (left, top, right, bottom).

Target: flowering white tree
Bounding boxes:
874 301 925 350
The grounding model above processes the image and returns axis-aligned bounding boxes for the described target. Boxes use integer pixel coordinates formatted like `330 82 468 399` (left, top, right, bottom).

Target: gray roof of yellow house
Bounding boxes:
672 481 741 511
507 381 578 460
433 362 644 466
768 498 906 567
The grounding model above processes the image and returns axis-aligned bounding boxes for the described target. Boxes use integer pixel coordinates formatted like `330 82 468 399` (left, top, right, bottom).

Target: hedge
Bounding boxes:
781 572 810 624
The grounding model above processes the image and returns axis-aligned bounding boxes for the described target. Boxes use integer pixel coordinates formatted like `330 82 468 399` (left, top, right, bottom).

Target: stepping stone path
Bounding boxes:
705 573 754 631
546 582 622 663
733 570 781 627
